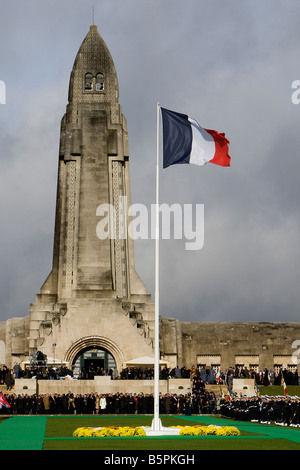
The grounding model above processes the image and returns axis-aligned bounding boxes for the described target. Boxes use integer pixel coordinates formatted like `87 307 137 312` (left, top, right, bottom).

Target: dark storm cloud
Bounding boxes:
0 0 300 323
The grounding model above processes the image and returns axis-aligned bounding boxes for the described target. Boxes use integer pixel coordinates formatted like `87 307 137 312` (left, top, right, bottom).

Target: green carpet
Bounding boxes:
1 415 300 450
0 416 47 450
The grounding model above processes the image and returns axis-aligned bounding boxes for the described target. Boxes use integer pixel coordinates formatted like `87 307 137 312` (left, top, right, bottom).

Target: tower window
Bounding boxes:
84 73 93 90
96 73 104 91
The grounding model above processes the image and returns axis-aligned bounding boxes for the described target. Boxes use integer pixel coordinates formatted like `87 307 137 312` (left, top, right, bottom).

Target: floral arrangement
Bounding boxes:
73 426 147 437
178 425 240 436
73 424 240 438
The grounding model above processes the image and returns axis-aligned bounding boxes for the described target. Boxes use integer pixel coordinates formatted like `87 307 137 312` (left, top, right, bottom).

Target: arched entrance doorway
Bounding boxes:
72 347 117 378
64 335 125 376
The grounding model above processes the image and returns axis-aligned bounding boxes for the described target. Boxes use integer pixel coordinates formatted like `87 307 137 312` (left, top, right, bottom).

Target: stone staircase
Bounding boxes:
122 301 155 348
205 384 228 397
0 384 12 394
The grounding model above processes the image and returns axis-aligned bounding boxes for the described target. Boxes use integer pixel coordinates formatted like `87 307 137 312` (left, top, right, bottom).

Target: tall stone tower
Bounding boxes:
3 26 300 373
27 25 155 371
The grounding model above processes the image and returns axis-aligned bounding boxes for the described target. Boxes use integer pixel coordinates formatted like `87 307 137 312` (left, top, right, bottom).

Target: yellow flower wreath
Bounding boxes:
73 424 239 438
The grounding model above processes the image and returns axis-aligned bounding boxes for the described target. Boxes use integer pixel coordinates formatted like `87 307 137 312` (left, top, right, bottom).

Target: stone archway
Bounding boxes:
72 347 117 377
64 335 125 373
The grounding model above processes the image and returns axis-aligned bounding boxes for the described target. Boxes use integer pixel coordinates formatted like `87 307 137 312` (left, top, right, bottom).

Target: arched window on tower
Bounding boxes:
96 73 104 91
84 73 93 90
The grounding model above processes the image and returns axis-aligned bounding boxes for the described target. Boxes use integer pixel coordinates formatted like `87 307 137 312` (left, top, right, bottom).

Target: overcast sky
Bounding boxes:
0 0 300 324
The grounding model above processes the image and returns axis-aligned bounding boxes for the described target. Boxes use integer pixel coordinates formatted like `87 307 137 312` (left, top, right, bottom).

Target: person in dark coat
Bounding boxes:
165 394 172 414
4 369 14 391
36 395 44 414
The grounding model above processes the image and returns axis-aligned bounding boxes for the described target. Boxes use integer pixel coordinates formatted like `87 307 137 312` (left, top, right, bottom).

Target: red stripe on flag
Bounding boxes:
205 129 231 167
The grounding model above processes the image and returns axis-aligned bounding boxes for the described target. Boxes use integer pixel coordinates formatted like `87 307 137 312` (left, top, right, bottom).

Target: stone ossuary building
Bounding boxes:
1 25 300 377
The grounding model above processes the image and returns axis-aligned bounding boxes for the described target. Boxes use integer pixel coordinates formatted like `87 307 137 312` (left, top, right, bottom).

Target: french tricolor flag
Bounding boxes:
0 392 10 409
161 107 230 169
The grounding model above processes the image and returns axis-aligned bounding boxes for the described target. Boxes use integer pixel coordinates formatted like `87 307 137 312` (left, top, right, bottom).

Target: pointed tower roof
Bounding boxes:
67 25 119 120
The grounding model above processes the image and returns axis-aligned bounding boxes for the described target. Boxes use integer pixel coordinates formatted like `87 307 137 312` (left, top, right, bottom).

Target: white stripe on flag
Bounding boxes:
188 117 215 166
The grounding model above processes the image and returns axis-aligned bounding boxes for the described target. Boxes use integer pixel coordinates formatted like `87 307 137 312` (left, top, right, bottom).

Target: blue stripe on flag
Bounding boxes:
161 107 192 168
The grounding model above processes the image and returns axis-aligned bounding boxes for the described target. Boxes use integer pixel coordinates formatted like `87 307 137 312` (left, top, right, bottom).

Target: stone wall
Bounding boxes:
3 318 300 372
161 319 300 371
14 377 192 396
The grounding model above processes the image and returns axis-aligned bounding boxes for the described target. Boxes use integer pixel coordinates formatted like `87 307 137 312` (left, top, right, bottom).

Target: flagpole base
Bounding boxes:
142 417 181 437
151 417 163 432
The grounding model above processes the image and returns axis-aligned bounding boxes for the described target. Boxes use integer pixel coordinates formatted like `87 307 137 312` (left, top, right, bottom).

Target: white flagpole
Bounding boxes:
152 102 162 431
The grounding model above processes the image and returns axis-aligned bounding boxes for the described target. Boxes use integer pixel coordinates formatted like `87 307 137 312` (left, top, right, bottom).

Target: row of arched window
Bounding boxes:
84 72 104 91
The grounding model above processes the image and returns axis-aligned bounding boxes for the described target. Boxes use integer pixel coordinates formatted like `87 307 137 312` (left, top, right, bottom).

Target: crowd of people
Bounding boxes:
0 364 74 386
2 361 300 423
0 364 193 383
2 385 300 428
221 395 300 427
1 362 299 389
118 365 300 388
226 366 299 387
0 389 220 416
119 365 192 380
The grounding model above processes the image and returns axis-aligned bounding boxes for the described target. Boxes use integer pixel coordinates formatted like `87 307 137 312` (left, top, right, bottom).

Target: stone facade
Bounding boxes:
160 319 300 372
1 25 300 376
